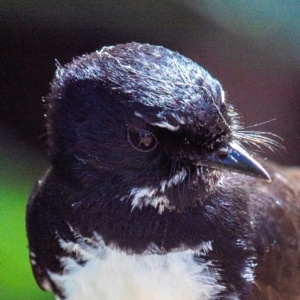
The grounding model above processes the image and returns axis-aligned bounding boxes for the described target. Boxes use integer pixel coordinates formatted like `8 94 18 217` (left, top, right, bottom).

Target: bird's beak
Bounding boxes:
199 142 271 181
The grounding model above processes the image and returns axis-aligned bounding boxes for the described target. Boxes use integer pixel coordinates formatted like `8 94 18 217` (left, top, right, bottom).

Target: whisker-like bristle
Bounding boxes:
233 130 284 153
242 118 277 129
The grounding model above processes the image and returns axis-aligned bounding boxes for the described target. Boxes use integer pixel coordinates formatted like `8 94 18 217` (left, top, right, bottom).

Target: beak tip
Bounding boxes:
222 142 272 182
259 169 272 182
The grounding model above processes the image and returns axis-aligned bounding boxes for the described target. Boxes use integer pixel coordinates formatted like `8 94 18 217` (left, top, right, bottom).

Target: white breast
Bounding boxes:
50 236 224 300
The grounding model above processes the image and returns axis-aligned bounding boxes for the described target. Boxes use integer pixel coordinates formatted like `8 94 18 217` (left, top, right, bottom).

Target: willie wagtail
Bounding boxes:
26 42 300 300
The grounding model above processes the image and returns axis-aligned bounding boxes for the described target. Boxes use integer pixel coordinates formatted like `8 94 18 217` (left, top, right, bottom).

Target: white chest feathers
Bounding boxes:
50 236 225 300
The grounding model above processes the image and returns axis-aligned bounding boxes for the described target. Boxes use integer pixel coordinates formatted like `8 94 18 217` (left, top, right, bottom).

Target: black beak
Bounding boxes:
199 142 271 181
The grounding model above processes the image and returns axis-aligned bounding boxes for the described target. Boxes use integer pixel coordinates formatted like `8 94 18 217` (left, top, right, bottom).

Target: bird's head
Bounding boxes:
46 42 270 212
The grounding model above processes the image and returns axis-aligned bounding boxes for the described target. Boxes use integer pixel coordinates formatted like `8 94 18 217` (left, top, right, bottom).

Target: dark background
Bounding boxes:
0 1 299 299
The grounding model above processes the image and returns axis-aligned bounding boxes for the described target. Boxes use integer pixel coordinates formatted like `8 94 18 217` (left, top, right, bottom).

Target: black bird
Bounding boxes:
26 42 300 300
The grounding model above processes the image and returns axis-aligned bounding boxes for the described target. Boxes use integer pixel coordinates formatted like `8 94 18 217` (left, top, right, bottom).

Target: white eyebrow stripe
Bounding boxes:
220 89 225 104
134 111 144 118
150 122 180 131
134 111 180 131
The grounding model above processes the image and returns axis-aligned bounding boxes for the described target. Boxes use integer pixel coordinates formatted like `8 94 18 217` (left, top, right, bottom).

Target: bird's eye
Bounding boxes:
127 126 158 152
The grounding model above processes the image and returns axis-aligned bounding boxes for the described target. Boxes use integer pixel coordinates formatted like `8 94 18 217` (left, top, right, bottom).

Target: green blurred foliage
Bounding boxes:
192 0 300 64
0 139 52 300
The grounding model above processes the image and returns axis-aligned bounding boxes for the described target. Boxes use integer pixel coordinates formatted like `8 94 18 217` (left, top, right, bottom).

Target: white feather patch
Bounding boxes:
129 187 173 213
50 236 224 300
128 169 187 213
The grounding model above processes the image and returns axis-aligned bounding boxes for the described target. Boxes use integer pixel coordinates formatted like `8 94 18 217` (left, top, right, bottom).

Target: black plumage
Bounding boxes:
26 42 300 300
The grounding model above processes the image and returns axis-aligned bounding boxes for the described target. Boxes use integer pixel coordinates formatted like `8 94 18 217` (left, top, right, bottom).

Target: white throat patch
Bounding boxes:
50 235 224 300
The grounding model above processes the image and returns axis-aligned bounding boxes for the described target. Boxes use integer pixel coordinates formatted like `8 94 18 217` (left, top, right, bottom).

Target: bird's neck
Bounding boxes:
47 167 252 255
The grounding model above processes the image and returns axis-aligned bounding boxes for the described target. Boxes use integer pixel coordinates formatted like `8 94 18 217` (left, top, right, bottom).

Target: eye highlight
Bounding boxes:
127 126 158 152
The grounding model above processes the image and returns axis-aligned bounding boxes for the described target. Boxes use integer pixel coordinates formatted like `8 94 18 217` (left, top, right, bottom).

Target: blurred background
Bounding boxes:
1 0 300 299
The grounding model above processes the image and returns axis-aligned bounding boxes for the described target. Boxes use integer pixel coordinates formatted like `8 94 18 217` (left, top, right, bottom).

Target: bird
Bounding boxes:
26 42 300 300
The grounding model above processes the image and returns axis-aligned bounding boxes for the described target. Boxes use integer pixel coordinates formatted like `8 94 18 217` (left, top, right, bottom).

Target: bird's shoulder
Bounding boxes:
26 168 73 296
246 162 300 300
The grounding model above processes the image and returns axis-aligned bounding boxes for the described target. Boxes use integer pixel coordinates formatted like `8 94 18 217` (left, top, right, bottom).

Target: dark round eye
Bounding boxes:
127 126 158 152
